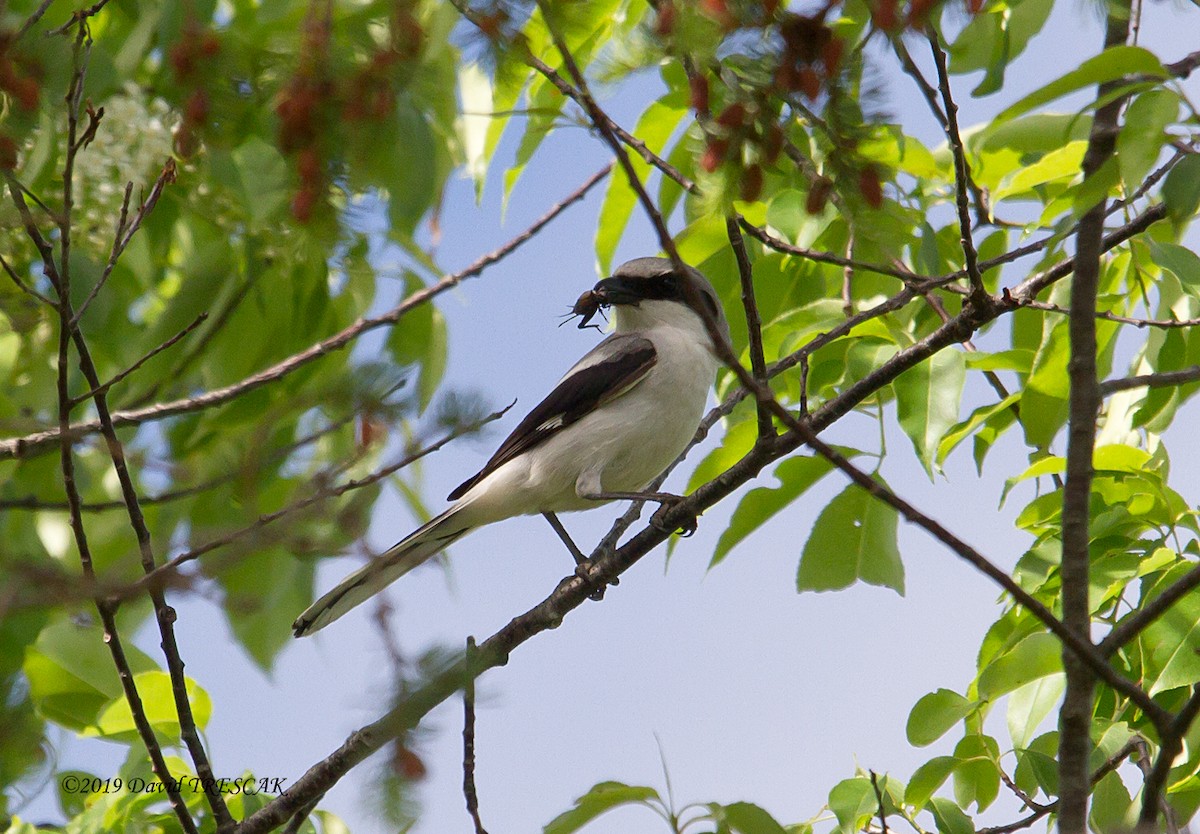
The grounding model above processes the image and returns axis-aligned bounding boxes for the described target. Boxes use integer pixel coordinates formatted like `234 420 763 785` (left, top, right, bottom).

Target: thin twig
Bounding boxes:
1099 366 1200 396
977 740 1140 834
69 313 207 406
71 163 175 328
1139 686 1200 828
15 0 55 40
739 219 915 282
726 215 773 439
126 405 512 598
0 249 55 306
1099 560 1200 655
0 412 356 513
454 0 698 196
870 771 889 834
1167 49 1200 79
925 28 988 306
463 637 489 834
0 164 610 460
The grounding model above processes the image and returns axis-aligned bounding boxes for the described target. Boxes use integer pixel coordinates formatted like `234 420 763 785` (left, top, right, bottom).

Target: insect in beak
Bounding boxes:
558 289 606 331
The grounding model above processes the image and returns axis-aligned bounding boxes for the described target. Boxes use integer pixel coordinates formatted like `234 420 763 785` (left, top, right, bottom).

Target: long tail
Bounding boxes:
292 505 471 637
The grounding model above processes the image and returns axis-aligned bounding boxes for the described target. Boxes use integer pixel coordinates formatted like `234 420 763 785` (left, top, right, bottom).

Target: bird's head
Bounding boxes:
588 257 730 352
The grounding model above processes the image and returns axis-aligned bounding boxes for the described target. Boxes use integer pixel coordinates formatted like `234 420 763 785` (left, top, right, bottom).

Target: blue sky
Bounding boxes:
19 3 1200 833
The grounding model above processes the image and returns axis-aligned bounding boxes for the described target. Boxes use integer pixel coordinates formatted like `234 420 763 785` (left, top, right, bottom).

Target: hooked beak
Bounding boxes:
592 276 643 306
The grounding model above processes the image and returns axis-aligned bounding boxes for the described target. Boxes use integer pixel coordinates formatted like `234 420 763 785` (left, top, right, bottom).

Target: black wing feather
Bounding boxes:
447 335 656 500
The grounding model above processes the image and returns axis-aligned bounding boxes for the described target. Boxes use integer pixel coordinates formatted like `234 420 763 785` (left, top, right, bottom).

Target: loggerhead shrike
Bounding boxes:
292 257 729 636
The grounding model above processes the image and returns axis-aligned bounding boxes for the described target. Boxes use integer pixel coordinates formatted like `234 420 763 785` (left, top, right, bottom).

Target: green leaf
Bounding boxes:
22 619 158 732
990 46 1167 128
709 801 789 834
1149 240 1200 297
828 778 877 834
1089 771 1134 833
1000 454 1064 506
797 482 905 595
894 349 965 475
87 671 212 744
907 689 974 747
544 781 661 834
928 797 974 834
1020 318 1070 448
595 95 687 273
948 0 1052 96
952 734 1001 812
1163 155 1200 223
458 63 493 199
711 453 849 568
1143 581 1200 695
1014 732 1059 797
230 137 289 226
977 632 1063 699
1006 673 1064 749
1117 89 1177 189
937 395 1019 466
219 546 315 672
906 757 959 810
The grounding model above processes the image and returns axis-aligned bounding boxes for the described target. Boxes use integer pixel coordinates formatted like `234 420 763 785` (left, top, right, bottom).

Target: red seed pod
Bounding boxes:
858 167 884 208
291 186 317 223
357 414 386 450
773 61 799 93
297 146 321 182
821 36 844 75
798 67 821 101
0 135 18 170
966 0 984 12
715 102 747 129
655 0 678 36
395 746 427 781
10 75 38 111
168 42 195 80
740 165 764 202
700 0 735 30
907 0 937 25
184 89 209 126
780 14 829 62
763 123 784 163
174 125 200 157
199 32 221 57
872 0 900 29
688 72 710 115
806 178 832 214
392 14 424 59
700 140 726 173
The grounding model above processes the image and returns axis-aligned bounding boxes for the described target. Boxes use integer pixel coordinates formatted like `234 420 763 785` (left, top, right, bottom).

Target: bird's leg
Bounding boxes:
541 512 615 601
579 490 699 537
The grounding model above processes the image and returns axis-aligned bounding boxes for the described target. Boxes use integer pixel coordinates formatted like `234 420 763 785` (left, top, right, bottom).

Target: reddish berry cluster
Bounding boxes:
0 33 41 171
278 1 425 223
775 14 843 101
699 98 785 202
169 24 221 157
0 34 40 113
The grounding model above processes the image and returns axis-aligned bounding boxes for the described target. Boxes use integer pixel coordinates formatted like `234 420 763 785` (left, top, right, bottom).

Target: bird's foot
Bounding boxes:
649 494 698 537
574 559 614 601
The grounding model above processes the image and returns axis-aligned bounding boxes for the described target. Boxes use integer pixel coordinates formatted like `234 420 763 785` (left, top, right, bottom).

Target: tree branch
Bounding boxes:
726 215 773 439
925 29 989 307
1057 6 1132 829
1099 365 1200 396
0 164 610 460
